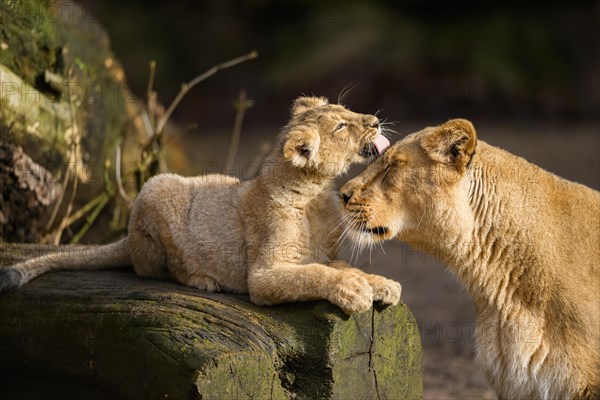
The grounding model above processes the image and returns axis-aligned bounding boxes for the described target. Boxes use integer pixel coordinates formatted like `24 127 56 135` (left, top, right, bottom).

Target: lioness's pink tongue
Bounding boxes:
373 134 390 155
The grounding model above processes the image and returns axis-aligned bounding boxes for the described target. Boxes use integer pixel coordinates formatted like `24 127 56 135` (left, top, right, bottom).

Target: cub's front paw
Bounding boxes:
364 275 401 306
329 272 374 314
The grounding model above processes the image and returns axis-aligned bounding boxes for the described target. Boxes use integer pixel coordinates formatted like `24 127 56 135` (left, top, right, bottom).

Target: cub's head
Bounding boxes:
339 119 477 247
281 96 390 177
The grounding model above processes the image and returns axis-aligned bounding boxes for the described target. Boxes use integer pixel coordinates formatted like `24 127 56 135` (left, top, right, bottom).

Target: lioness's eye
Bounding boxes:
335 122 347 131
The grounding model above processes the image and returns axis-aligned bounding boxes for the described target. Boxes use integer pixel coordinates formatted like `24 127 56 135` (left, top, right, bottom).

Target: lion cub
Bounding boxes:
339 119 599 398
0 96 401 314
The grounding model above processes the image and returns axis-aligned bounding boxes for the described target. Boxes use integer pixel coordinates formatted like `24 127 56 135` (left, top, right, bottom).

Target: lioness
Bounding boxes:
339 119 599 399
0 96 401 314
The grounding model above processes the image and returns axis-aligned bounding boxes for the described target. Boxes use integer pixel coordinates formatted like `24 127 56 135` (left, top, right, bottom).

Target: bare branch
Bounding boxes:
45 162 70 231
52 68 81 244
225 89 253 173
141 111 154 139
146 60 157 128
155 51 258 135
56 193 107 230
68 193 110 244
116 145 133 206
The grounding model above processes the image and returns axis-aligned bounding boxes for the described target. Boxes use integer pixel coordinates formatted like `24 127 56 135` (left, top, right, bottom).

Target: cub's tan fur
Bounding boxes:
0 96 400 314
339 119 600 399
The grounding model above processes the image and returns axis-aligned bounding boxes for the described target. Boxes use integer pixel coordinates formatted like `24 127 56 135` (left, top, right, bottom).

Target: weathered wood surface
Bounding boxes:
0 245 423 400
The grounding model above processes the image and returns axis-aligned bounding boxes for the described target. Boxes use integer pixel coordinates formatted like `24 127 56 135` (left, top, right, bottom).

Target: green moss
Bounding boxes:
0 0 61 95
0 1 148 243
197 353 289 399
371 304 423 399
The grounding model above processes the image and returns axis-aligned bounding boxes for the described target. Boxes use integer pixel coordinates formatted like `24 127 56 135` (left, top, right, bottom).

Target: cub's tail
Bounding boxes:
0 237 130 293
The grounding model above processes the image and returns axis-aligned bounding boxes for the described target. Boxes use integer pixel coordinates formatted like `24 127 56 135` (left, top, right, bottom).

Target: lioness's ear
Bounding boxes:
421 119 477 173
283 128 320 168
291 96 328 116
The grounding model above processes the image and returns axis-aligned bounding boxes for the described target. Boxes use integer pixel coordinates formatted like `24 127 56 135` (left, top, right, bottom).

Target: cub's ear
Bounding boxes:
421 119 477 173
291 96 329 116
283 127 320 168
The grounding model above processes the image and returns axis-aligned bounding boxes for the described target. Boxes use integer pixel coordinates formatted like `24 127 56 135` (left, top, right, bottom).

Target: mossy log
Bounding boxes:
0 0 147 242
0 244 423 400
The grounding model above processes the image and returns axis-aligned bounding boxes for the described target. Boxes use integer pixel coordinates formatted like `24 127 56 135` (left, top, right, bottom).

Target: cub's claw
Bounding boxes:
365 275 402 306
329 272 374 314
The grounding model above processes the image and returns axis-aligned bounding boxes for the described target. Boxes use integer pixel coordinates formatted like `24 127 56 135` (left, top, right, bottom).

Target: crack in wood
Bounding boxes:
340 351 371 362
369 307 382 400
229 361 254 399
146 337 186 367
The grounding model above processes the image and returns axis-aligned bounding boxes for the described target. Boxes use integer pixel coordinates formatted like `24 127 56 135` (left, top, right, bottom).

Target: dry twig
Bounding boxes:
225 89 254 172
51 68 82 244
146 60 157 129
45 52 258 243
115 145 133 206
155 51 258 135
137 50 258 188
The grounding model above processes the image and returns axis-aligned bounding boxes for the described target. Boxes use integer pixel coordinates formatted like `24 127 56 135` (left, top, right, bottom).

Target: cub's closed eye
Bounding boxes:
335 122 347 131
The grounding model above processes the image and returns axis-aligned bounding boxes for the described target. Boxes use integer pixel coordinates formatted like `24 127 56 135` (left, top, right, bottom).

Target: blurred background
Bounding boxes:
77 1 599 398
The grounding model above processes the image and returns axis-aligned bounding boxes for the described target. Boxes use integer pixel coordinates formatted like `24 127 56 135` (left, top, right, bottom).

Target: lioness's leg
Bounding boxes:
327 260 402 305
248 263 373 314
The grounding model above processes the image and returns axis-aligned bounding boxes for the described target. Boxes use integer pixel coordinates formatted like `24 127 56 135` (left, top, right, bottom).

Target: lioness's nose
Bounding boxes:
339 184 354 206
340 191 352 206
363 115 380 129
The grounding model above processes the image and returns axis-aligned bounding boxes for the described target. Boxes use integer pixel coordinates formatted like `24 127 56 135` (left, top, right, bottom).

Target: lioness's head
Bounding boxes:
339 119 477 247
280 96 390 177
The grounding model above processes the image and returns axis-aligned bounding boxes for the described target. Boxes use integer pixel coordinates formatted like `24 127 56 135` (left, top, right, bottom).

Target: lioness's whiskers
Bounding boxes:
373 213 388 255
348 217 362 265
333 213 360 255
325 213 353 241
329 214 355 256
332 213 354 241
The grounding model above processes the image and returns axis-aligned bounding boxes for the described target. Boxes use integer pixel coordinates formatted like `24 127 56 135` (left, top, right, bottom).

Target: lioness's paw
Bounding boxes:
365 275 402 306
330 273 374 314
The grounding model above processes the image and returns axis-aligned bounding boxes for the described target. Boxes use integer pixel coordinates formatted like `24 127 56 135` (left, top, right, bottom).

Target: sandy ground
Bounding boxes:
184 121 599 399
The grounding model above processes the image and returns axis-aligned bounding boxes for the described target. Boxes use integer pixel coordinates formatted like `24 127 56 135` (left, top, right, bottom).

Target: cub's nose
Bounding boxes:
363 115 380 129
